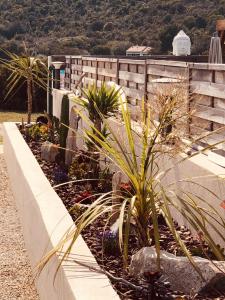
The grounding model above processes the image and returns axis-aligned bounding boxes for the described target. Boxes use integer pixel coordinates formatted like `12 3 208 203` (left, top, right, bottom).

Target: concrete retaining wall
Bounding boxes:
3 122 119 300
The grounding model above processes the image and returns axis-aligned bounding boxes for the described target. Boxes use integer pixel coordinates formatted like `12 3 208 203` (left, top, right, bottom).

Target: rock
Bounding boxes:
41 141 59 162
130 247 225 294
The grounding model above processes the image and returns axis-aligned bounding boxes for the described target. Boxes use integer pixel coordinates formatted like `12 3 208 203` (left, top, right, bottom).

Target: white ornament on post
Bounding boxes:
172 30 191 56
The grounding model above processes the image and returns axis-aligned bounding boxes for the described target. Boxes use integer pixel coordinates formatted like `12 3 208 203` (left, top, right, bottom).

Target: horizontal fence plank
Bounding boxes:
147 59 188 67
71 74 81 81
214 98 225 110
71 64 82 71
194 104 225 125
97 67 116 78
119 70 145 84
82 65 97 74
147 64 187 79
83 77 103 87
189 63 225 71
190 125 225 150
190 116 212 131
192 69 212 82
119 59 145 65
83 77 95 85
147 81 184 93
191 81 225 99
82 57 117 62
122 86 144 99
70 55 82 59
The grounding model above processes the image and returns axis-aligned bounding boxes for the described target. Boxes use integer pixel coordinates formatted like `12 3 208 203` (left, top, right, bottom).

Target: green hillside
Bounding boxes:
0 0 224 55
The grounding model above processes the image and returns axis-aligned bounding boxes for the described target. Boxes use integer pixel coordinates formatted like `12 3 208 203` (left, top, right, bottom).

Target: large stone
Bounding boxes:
130 247 225 294
41 141 59 162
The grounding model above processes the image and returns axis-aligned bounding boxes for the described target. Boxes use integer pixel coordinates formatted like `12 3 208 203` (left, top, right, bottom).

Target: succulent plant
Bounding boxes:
53 167 69 184
101 230 120 256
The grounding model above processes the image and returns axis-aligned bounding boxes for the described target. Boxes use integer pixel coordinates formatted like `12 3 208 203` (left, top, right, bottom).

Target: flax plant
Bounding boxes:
77 82 121 133
0 47 48 123
38 84 225 277
74 82 121 175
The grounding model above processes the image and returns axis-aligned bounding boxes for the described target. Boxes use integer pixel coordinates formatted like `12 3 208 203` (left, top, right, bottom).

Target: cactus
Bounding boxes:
59 94 69 161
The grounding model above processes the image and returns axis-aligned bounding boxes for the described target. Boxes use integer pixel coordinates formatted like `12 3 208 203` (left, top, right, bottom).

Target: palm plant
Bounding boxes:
76 82 121 133
0 47 48 123
39 87 225 277
74 82 121 175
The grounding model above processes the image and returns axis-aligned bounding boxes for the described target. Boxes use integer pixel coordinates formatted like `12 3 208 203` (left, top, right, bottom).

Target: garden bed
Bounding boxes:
17 123 225 300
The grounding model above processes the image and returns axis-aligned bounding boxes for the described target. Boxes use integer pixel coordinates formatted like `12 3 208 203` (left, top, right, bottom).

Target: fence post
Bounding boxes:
69 56 72 91
95 59 98 86
144 60 148 102
116 58 119 84
187 63 192 136
211 69 215 131
81 56 84 88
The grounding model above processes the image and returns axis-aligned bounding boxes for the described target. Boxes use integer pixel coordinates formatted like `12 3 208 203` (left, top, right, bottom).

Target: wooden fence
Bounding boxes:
63 55 225 150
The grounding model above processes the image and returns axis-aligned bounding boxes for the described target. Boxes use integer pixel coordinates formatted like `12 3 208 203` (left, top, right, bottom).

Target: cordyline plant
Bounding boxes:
38 84 225 277
79 82 121 132
73 82 121 175
0 47 48 123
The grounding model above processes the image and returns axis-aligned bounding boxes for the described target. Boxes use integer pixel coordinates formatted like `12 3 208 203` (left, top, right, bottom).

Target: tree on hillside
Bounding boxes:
0 47 48 123
159 25 179 53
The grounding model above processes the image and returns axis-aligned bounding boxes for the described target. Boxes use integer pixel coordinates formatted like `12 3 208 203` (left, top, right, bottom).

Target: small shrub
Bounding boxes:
59 95 69 161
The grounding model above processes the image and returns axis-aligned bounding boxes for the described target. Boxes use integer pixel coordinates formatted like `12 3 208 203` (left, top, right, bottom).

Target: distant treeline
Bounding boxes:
0 0 224 56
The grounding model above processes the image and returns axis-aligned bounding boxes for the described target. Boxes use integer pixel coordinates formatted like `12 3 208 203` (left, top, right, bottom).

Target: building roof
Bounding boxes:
126 46 152 53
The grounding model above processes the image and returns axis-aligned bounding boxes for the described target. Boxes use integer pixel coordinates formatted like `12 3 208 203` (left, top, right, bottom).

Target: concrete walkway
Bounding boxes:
0 129 39 299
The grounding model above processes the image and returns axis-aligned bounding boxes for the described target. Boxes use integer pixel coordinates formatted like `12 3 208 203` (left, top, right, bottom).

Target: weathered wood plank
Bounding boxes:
214 98 225 110
191 81 225 99
64 78 70 83
191 94 212 107
147 81 184 93
71 64 82 71
147 65 186 79
215 71 225 84
83 65 97 74
119 70 145 84
192 69 212 82
190 125 225 150
96 57 111 62
97 67 116 78
83 77 95 85
147 59 188 67
190 63 225 71
119 59 145 65
71 74 81 81
191 116 212 130
194 104 225 125
122 86 144 99
70 55 82 59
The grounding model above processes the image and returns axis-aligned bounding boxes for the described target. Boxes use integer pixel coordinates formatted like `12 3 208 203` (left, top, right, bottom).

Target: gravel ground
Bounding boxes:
0 153 39 300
